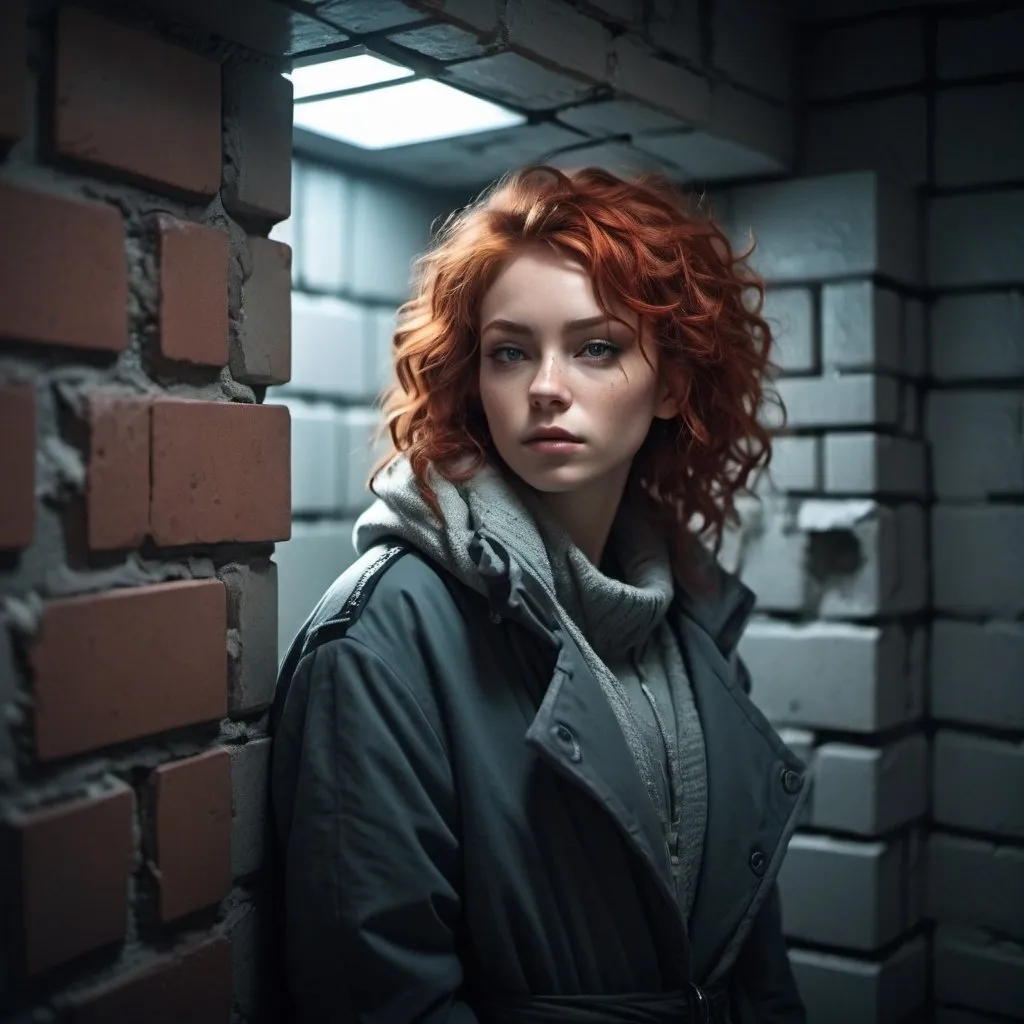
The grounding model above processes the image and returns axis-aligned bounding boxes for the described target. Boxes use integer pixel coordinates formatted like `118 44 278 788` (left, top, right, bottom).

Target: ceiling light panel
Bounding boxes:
287 53 413 101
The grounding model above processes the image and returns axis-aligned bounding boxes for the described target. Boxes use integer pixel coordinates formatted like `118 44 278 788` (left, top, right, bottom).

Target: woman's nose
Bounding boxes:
528 356 572 407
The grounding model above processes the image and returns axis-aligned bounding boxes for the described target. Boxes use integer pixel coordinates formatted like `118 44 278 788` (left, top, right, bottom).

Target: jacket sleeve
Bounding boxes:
731 884 806 1024
270 634 481 1024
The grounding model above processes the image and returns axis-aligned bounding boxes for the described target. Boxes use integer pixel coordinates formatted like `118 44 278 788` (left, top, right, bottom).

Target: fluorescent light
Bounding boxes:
286 54 413 100
292 78 526 150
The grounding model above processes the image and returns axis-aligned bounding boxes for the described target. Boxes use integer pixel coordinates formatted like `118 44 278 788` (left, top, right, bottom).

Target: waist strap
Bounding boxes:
472 983 728 1024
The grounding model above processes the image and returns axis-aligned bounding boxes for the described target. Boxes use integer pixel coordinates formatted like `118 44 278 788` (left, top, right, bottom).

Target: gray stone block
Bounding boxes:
928 190 1024 288
778 834 911 951
275 520 357 660
936 84 1024 188
389 22 488 61
803 95 928 188
931 620 1024 732
805 15 925 99
902 297 926 378
823 434 926 497
821 281 903 374
711 0 792 101
737 501 807 613
764 286 816 374
932 506 1024 616
296 161 350 293
229 737 271 879
219 562 279 716
726 172 920 285
444 50 593 111
933 926 1024 1020
928 832 1024 940
556 99 682 138
505 0 609 84
404 0 501 35
812 735 928 836
336 408 389 514
758 436 820 493
931 291 1024 381
774 375 900 429
933 730 1024 841
611 36 711 125
366 305 398 397
279 398 339 515
740 620 923 733
646 0 701 63
927 391 1024 499
937 7 1024 80
789 936 927 1024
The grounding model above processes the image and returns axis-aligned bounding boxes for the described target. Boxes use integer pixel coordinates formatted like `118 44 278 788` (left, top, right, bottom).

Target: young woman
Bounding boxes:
270 165 809 1024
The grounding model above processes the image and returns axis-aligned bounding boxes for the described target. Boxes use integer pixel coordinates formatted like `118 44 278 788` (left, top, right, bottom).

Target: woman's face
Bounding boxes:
477 247 676 503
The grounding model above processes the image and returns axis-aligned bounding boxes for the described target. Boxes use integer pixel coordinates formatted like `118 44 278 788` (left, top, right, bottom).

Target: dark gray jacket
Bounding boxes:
269 533 809 1023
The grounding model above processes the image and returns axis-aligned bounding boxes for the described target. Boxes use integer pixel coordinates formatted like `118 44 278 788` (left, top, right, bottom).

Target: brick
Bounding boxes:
274 520 357 658
646 0 700 63
928 833 1024 940
284 293 371 399
931 292 1024 381
0 182 128 352
296 161 349 293
774 375 900 429
611 37 711 125
389 22 488 61
283 399 339 514
228 738 271 879
764 287 815 374
316 0 420 32
789 936 927 1024
0 0 26 143
805 15 924 99
29 581 227 761
932 506 1024 616
937 8 1024 81
740 620 923 732
927 391 1024 499
405 0 501 35
821 281 902 374
760 436 819 493
931 621 1024 732
222 59 293 223
726 172 920 285
150 399 290 546
902 297 926 378
234 237 291 386
67 936 232 1024
933 926 1024 1020
936 84 1024 188
55 7 220 196
506 0 609 84
933 731 1024 841
349 179 438 303
552 138 678 179
556 99 681 138
704 84 793 172
712 0 791 101
85 395 151 551
219 562 279 715
737 502 806 612
337 408 388 513
157 216 229 367
367 305 398 396
812 735 927 836
928 190 1024 288
445 50 593 111
778 834 910 951
0 381 34 549
151 749 231 921
9 784 132 975
824 434 926 497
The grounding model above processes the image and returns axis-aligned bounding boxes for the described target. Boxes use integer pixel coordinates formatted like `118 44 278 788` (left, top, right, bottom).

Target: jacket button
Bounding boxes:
749 848 767 876
781 768 803 794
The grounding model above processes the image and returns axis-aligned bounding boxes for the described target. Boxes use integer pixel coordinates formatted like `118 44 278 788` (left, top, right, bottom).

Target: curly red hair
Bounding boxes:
373 164 781 567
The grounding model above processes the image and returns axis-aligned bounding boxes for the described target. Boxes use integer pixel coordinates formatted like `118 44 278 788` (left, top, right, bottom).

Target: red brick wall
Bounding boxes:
0 3 292 1020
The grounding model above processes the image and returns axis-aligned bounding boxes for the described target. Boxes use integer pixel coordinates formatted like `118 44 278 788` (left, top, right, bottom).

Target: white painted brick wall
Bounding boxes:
778 834 912 951
726 172 920 285
928 833 1024 941
740 620 924 732
936 7 1024 81
790 936 927 1024
933 926 1024 1020
284 292 372 399
931 621 1024 732
821 281 903 374
366 305 399 398
774 375 900 429
823 434 926 497
932 506 1024 616
278 398 340 515
336 407 389 513
296 161 350 293
812 735 928 836
933 730 1024 841
936 84 1024 188
928 190 1024 288
759 436 820 493
927 391 1024 499
764 286 816 374
931 292 1024 381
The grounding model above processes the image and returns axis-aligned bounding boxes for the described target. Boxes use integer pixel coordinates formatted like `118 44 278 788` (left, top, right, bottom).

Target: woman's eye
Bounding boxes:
581 340 620 359
491 345 526 363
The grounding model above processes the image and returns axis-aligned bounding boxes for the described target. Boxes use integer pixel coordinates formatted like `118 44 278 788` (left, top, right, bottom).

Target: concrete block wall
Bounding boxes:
0 3 293 1019
267 161 454 657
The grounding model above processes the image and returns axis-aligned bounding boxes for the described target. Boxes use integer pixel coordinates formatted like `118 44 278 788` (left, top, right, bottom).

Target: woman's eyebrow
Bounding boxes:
481 314 624 335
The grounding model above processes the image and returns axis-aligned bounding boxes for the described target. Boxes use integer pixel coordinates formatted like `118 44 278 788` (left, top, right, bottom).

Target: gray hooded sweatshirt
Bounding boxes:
353 455 709 918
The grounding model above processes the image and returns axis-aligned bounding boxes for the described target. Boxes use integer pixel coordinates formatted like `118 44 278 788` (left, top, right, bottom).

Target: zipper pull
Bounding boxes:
667 830 680 867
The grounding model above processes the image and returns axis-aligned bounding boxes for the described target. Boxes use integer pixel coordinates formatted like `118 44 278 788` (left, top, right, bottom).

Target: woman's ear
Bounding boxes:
654 383 677 421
